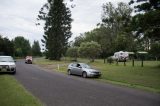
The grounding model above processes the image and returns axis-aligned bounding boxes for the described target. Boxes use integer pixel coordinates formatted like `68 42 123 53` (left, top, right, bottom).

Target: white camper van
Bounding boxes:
112 51 129 62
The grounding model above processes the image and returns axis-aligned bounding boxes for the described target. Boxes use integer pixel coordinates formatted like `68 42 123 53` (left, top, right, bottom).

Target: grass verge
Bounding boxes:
34 57 160 93
0 75 42 106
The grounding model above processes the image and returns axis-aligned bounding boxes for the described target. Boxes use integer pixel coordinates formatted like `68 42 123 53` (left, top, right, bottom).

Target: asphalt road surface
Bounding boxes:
14 61 160 106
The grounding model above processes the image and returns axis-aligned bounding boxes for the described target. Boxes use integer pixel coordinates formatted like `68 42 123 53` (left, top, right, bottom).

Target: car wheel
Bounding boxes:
12 71 16 75
82 72 87 78
68 70 71 75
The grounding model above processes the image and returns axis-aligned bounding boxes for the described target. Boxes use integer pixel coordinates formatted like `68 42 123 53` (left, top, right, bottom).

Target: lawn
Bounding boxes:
0 75 42 106
90 60 160 92
34 57 160 93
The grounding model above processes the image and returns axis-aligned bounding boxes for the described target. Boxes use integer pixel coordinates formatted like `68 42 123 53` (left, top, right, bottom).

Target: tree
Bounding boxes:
78 41 101 62
114 33 136 52
101 2 134 53
84 27 115 58
73 34 85 47
32 40 42 56
66 47 78 61
0 35 14 56
130 0 160 41
102 2 132 36
38 0 72 60
149 42 160 60
13 36 31 57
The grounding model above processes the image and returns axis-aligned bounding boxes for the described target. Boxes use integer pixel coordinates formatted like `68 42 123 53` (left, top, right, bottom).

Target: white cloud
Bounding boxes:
0 0 130 47
0 0 45 48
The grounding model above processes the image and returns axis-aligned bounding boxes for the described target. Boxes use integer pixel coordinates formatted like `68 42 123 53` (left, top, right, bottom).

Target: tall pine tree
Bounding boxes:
38 0 72 60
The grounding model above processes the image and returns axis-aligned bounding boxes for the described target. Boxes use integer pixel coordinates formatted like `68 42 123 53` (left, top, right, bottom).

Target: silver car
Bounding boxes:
0 56 16 74
67 63 101 78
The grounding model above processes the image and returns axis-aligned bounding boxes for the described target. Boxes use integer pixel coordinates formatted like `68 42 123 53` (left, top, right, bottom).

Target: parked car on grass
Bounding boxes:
67 63 101 78
25 56 33 64
0 56 16 74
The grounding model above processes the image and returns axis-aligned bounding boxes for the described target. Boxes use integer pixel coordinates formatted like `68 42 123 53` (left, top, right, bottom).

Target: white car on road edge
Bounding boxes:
0 56 16 74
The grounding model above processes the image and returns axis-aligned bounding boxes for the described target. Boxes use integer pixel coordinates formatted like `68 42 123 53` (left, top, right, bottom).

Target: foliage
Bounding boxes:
130 0 160 41
149 41 160 60
66 46 78 61
32 40 42 56
78 41 101 62
102 2 132 34
114 33 136 52
101 2 137 53
83 27 115 58
0 35 14 56
72 2 135 59
37 0 72 60
73 34 85 47
107 57 114 64
13 36 31 57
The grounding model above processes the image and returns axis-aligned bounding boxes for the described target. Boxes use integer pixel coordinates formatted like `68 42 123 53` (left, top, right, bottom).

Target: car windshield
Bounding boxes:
0 57 14 62
80 63 91 69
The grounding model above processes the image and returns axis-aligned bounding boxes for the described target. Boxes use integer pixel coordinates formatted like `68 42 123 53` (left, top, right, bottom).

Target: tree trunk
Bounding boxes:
132 59 134 67
104 58 106 63
155 56 158 61
141 59 143 67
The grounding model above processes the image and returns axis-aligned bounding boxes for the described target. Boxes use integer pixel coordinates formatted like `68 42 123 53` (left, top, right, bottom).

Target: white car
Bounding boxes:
68 63 101 78
25 56 33 64
0 56 16 74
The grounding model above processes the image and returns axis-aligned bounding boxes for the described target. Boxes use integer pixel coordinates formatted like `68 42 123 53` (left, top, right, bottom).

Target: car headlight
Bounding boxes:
5 66 9 69
89 71 94 73
9 65 16 68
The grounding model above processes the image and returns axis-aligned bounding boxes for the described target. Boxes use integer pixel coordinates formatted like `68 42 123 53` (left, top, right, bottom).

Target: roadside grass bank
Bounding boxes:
0 75 43 106
34 57 160 93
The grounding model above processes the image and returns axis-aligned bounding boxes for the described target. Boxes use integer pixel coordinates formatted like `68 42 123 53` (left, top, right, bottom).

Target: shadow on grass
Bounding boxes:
0 72 15 75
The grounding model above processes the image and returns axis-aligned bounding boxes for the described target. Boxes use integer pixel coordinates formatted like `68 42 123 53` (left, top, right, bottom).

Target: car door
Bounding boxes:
70 63 77 74
74 63 82 75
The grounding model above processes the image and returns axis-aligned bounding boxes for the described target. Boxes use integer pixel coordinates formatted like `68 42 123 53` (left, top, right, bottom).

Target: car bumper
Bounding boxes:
87 72 101 77
0 66 16 73
25 60 32 64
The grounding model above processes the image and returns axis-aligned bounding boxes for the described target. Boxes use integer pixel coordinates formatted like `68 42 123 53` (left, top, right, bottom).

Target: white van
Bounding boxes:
112 51 129 62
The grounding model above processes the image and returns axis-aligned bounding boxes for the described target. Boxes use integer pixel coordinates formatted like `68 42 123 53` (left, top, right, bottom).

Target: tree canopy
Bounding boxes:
13 36 31 57
0 35 14 56
130 0 160 41
66 46 78 61
78 41 101 62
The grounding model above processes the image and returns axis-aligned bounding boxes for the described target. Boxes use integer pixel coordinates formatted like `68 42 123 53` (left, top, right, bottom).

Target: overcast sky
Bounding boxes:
0 0 129 48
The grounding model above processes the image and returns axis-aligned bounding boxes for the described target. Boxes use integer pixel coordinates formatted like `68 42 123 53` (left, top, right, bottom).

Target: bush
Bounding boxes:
107 57 114 64
66 47 78 61
78 41 101 62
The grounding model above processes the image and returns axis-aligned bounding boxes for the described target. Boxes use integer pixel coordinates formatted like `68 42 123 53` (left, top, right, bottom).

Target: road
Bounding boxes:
14 61 160 106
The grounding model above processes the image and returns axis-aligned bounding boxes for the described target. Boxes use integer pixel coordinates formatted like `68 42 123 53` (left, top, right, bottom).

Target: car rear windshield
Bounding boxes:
0 57 14 62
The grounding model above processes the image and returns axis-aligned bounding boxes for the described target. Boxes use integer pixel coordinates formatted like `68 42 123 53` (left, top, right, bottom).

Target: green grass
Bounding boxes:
90 60 160 92
34 57 160 93
0 75 42 106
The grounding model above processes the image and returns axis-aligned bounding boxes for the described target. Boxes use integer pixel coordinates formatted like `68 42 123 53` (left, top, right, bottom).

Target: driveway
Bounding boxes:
14 60 160 106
